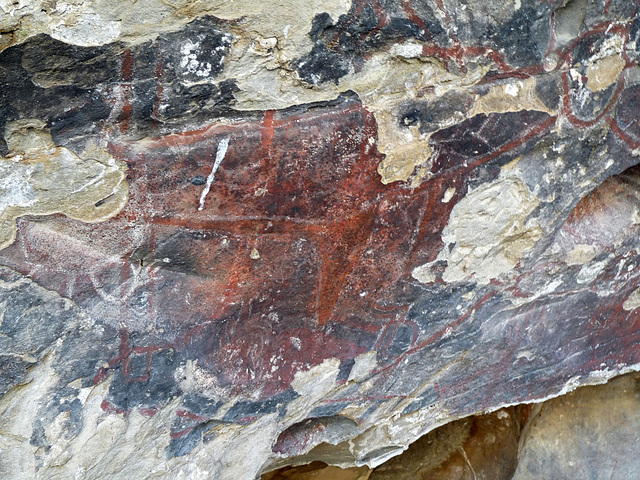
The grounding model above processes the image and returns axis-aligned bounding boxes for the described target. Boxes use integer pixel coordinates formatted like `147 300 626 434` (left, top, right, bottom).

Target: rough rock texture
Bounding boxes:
266 372 640 480
2 0 640 478
514 371 640 480
262 462 371 480
369 406 531 480
263 404 531 480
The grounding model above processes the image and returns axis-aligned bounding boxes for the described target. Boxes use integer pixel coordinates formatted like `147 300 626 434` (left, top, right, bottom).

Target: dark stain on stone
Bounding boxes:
535 73 562 110
222 390 299 423
490 7 552 68
293 0 446 85
292 43 351 85
106 348 182 411
0 16 236 149
398 91 472 133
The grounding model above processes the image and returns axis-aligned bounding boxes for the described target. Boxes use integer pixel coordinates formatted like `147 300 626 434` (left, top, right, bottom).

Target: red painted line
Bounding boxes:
139 102 363 150
561 73 626 128
401 0 430 38
372 291 496 382
177 410 208 421
261 110 276 161
480 114 555 163
611 117 640 150
433 0 452 31
121 49 134 81
170 427 194 439
101 399 130 417
119 328 132 378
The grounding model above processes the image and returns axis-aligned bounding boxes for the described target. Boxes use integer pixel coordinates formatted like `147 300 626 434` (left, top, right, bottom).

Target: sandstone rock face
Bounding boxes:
369 405 530 480
514 372 640 480
1 0 640 478
264 404 531 480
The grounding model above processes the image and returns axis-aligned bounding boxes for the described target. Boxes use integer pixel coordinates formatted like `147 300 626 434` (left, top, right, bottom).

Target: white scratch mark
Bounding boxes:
198 137 230 211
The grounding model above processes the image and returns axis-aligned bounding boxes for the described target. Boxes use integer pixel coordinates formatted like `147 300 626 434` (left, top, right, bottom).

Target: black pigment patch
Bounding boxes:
166 419 227 458
293 1 446 85
20 35 121 88
491 7 552 67
293 43 351 85
336 358 355 382
535 73 562 111
106 348 182 411
0 17 237 148
0 356 31 397
398 91 472 133
156 16 233 83
158 79 239 122
30 387 84 447
309 402 353 418
222 390 299 423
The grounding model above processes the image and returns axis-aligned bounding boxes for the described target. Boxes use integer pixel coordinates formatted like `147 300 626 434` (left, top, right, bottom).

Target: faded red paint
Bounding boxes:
0 95 560 399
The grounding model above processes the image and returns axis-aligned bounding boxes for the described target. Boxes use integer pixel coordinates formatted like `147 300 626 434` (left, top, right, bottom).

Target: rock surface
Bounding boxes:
1 0 640 478
369 405 530 480
514 371 640 480
265 372 640 480
262 462 371 480
263 404 530 480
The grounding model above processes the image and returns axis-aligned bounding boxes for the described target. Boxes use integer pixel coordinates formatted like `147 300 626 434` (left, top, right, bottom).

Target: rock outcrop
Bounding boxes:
1 0 640 478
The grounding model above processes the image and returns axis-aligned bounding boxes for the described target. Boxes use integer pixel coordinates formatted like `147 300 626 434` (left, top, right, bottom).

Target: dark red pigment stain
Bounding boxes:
0 94 556 402
2 3 640 464
119 49 134 133
5 79 640 434
2 0 640 429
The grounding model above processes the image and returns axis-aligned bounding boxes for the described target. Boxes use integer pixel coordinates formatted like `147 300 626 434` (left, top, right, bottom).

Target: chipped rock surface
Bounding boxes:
2 0 640 478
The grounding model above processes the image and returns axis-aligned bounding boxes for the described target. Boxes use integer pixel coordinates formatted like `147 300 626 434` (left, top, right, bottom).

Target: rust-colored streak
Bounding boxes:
119 49 134 133
122 49 134 81
315 211 378 323
2 95 576 399
110 99 391 329
261 109 276 156
401 0 430 39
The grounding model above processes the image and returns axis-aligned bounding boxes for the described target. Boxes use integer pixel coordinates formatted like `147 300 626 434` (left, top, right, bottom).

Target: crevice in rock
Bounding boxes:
261 405 532 480
262 371 640 479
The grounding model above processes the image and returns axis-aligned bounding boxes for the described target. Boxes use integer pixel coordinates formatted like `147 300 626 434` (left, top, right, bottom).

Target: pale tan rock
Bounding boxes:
414 162 543 285
514 372 640 480
0 120 128 251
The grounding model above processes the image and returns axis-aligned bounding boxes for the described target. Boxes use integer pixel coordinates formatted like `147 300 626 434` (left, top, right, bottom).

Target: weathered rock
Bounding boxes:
263 404 531 480
371 407 526 480
513 372 640 480
1 0 640 478
262 462 371 480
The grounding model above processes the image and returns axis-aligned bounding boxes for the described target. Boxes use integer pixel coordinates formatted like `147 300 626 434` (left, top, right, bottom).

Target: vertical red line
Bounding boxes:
261 110 276 160
147 219 156 334
120 329 132 377
433 0 451 27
